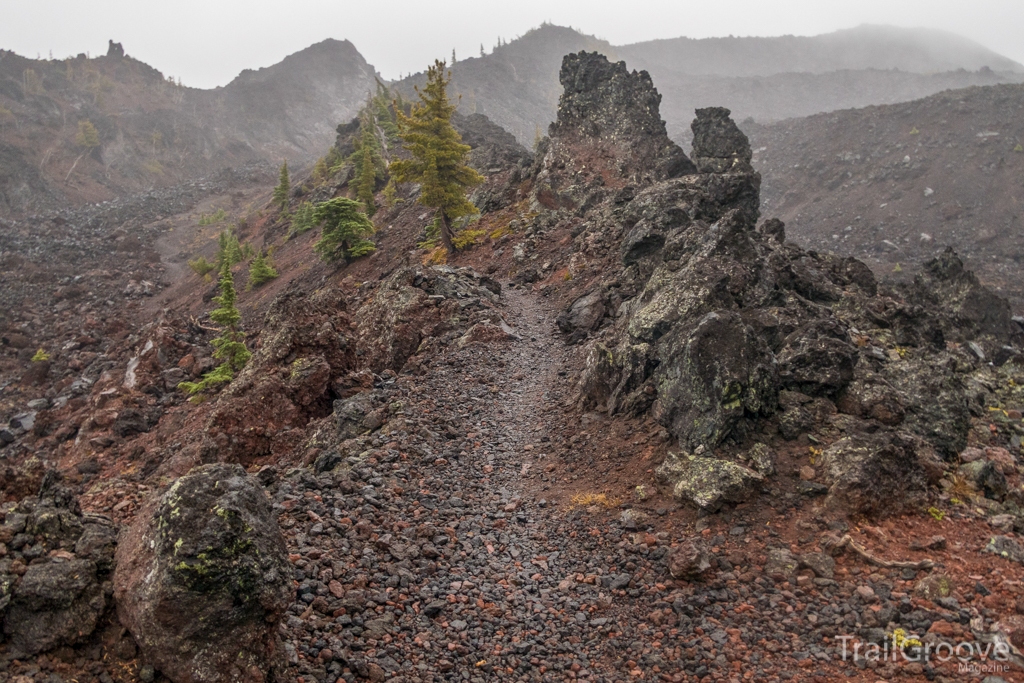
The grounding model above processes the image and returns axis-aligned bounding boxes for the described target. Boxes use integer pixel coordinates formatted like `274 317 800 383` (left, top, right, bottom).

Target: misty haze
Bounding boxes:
2 6 1024 683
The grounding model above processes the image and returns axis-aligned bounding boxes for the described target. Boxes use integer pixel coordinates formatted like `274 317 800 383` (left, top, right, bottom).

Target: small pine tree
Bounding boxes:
216 230 244 269
178 265 250 400
356 125 378 216
246 250 278 290
480 44 485 57
75 120 100 148
312 156 330 184
312 198 376 263
290 201 318 236
391 60 483 254
272 161 290 212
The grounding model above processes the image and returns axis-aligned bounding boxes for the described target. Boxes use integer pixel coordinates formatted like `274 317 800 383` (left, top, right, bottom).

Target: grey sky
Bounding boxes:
2 0 1022 89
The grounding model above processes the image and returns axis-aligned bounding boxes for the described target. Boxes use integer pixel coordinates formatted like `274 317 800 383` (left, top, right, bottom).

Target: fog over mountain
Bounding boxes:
399 24 1024 144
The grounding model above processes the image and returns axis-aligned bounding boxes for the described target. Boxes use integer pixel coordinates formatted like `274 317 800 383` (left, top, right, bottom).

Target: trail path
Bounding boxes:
267 285 885 683
271 284 653 682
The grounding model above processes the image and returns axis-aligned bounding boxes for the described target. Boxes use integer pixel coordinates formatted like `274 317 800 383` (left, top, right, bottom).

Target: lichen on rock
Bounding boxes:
114 463 290 683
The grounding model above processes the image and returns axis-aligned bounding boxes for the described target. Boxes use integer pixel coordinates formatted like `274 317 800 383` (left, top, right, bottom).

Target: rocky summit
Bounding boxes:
4 38 1024 683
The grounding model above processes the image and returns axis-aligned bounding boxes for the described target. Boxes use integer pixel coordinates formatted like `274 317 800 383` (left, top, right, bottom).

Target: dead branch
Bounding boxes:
828 534 935 570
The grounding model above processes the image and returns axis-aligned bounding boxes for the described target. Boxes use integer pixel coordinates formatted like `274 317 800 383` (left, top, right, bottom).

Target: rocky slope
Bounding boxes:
749 82 1024 308
5 42 1024 683
0 39 379 217
397 24 1024 145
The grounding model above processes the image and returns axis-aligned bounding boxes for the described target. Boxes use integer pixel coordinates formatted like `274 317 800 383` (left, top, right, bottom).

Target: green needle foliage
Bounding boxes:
247 250 278 290
356 123 380 216
216 229 244 269
391 60 483 254
312 198 376 263
289 201 318 236
178 265 250 401
188 256 216 278
273 161 290 212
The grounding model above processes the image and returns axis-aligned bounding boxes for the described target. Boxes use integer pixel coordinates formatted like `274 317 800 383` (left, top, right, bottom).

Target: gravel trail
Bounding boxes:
270 285 970 683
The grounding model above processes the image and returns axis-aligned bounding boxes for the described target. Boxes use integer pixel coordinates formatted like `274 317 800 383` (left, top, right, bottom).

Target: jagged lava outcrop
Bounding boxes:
539 52 1023 515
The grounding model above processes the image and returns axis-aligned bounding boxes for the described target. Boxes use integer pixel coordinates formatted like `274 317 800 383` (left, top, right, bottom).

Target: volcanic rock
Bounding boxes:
1 477 115 656
655 451 763 510
690 107 754 173
114 464 290 683
667 538 712 579
817 432 929 516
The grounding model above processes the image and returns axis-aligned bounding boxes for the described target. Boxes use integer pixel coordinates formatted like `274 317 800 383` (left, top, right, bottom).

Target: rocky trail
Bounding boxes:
262 284 1004 683
10 49 1024 683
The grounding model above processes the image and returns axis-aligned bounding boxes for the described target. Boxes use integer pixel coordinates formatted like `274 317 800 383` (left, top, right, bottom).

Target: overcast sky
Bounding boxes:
2 0 1022 89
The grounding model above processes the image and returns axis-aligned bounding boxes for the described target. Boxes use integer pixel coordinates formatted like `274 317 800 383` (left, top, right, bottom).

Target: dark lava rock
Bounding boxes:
3 559 106 657
984 535 1024 564
556 290 607 337
114 464 291 683
653 310 777 452
536 51 695 206
818 432 928 516
776 319 858 397
1 477 115 656
959 460 1008 500
691 107 754 173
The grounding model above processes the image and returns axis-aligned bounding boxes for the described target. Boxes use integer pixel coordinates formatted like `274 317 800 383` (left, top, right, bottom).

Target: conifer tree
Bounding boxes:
312 198 376 263
178 265 250 400
355 122 379 216
246 250 278 289
391 60 483 254
273 161 290 212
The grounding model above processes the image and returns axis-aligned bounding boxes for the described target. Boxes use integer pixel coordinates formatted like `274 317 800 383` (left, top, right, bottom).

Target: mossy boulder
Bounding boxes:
114 464 290 683
656 451 763 510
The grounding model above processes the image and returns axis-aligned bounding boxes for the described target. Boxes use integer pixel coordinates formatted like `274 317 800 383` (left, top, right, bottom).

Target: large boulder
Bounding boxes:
818 432 929 516
653 310 777 451
1 476 116 656
114 464 290 683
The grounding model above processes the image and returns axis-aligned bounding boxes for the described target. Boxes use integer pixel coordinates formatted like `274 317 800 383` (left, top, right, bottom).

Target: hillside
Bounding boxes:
749 82 1024 307
397 24 1024 144
5 48 1024 683
0 39 380 217
618 24 1024 78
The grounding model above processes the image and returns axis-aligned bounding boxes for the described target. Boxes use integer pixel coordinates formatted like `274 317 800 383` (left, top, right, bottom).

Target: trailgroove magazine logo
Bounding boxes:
837 629 1012 672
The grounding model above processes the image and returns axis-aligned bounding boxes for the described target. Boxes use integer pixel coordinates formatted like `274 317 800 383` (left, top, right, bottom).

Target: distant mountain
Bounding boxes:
748 82 1024 308
396 26 613 148
396 24 1024 145
618 25 1024 78
0 39 380 216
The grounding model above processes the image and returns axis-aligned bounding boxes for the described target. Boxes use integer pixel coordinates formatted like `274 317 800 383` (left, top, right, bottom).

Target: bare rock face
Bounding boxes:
203 287 357 465
114 464 290 683
690 107 753 173
552 65 1022 517
1 476 116 657
535 52 695 209
356 266 505 373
